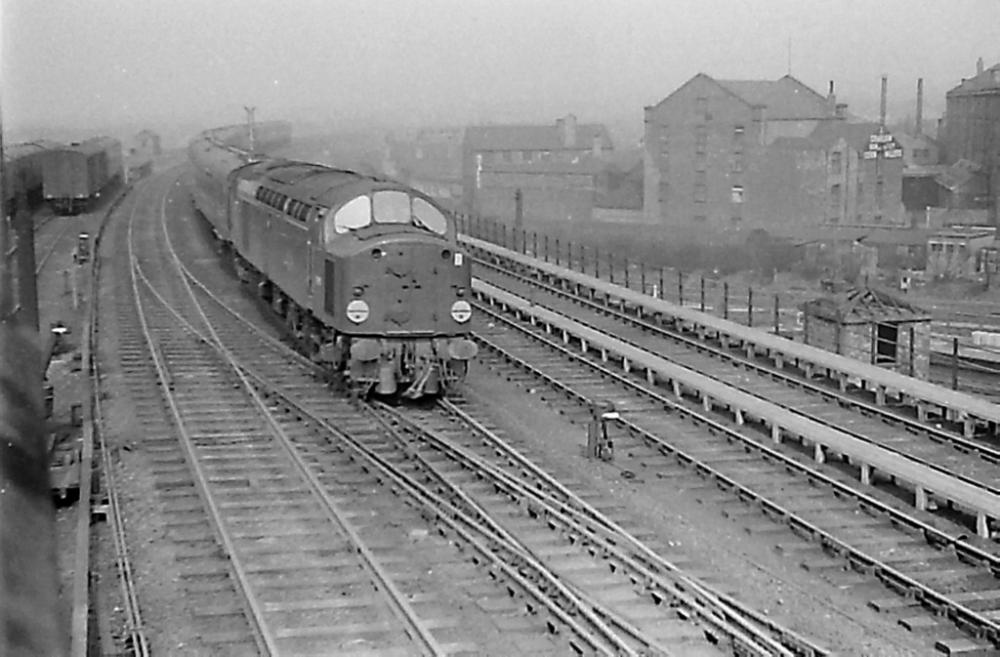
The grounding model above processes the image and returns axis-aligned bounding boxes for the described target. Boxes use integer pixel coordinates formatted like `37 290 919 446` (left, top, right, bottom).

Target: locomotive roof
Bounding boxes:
249 158 415 206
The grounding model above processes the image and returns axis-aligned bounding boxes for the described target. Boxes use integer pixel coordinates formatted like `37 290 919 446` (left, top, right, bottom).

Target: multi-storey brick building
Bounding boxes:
941 59 1000 223
644 73 908 232
462 114 613 222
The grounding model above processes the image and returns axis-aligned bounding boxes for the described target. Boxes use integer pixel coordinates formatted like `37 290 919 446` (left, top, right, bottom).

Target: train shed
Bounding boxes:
802 286 931 379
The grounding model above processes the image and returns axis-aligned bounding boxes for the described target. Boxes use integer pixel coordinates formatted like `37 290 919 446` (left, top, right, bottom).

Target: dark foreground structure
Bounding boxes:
0 324 65 657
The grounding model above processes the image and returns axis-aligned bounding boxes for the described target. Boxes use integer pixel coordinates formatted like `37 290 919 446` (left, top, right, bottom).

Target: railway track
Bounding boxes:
474 260 1000 458
163 177 814 654
101 172 810 655
467 281 1000 655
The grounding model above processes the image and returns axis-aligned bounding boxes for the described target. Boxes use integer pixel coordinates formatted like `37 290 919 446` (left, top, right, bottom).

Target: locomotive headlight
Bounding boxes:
346 299 370 323
450 300 472 323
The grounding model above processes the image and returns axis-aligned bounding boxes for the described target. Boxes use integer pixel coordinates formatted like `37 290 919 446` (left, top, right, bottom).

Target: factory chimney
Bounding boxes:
879 75 888 129
977 57 985 75
915 78 923 136
827 80 836 116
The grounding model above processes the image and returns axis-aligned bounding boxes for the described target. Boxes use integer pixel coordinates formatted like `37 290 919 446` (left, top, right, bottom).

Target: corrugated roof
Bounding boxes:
947 64 1000 95
715 75 831 119
465 119 612 152
804 286 930 324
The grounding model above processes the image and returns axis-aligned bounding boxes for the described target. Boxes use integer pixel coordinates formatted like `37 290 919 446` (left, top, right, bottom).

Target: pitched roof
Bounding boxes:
808 121 882 151
947 63 1000 95
715 75 832 119
465 119 612 152
804 286 930 324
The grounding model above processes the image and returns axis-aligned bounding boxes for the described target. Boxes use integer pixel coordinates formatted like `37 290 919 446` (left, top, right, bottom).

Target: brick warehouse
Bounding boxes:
642 74 905 233
941 58 1000 224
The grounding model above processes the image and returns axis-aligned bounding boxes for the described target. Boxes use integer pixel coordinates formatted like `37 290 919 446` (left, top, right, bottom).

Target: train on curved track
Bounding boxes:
187 122 477 398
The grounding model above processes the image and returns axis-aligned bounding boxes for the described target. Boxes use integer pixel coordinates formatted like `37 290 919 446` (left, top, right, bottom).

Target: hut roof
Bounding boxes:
803 286 931 324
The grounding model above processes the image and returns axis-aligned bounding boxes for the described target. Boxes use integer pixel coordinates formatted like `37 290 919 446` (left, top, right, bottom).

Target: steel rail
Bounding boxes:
69 184 133 657
126 190 274 656
135 279 632 655
90 184 150 657
471 297 1000 646
373 401 801 657
435 398 828 657
150 187 447 657
475 262 1000 466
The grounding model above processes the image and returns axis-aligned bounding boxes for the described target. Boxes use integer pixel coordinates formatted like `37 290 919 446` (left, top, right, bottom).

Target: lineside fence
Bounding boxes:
456 213 1000 396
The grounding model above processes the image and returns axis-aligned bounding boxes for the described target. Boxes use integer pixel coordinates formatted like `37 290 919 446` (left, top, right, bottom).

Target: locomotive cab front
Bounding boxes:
317 188 477 396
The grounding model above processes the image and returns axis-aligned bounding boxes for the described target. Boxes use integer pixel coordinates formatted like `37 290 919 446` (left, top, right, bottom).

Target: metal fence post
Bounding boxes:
747 287 753 327
609 254 615 284
723 281 729 319
533 232 538 257
555 238 561 266
677 270 683 306
624 258 630 289
952 337 959 390
658 268 664 300
773 294 780 335
640 262 646 295
700 276 705 312
544 235 549 262
594 247 600 278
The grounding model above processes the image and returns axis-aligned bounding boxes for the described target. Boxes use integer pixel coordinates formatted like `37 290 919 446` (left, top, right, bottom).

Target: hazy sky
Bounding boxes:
3 0 998 138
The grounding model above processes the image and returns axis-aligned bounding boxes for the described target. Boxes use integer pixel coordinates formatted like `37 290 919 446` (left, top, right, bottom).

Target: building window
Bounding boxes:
858 180 863 197
874 214 883 224
830 151 842 174
828 215 840 224
731 154 744 173
694 183 707 203
693 215 707 223
731 185 744 203
695 153 706 172
830 183 841 208
695 129 707 155
731 214 743 225
734 125 745 139
696 96 707 117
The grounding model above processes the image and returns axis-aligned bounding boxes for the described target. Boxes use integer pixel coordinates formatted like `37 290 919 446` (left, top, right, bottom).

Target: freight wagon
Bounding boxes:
41 137 123 214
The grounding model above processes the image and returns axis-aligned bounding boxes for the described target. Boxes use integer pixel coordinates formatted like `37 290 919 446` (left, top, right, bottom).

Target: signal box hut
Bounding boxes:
802 286 931 379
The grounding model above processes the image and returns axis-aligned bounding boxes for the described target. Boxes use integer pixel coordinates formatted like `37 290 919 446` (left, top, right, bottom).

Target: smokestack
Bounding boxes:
915 78 924 136
977 57 985 75
879 75 888 128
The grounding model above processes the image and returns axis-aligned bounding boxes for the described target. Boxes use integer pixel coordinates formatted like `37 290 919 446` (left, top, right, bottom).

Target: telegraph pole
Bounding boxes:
244 105 257 152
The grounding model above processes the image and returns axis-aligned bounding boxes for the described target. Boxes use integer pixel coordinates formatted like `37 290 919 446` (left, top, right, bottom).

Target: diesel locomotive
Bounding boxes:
188 124 477 398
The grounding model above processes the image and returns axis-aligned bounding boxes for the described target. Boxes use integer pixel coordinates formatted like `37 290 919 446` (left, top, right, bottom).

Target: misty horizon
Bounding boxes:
3 1 999 146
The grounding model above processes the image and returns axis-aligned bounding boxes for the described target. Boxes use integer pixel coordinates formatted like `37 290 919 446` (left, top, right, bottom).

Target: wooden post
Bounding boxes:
555 238 561 266
594 246 600 278
640 262 646 295
747 286 753 327
723 281 729 319
624 257 630 289
677 270 683 306
700 276 705 311
533 231 538 257
544 234 549 262
609 254 615 284
658 268 664 299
